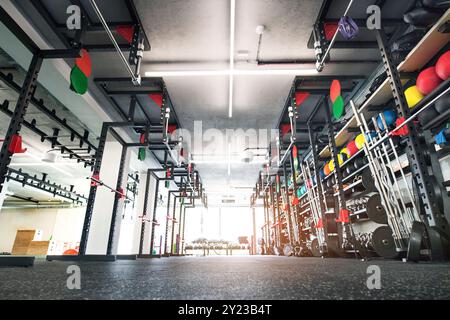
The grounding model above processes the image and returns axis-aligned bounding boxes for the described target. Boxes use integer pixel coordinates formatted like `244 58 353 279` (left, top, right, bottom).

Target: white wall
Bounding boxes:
85 138 123 254
0 206 85 253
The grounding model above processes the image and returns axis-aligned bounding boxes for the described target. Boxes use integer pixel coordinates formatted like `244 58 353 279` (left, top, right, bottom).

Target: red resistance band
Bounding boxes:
139 133 146 144
390 117 409 137
116 187 125 199
316 218 324 229
8 134 27 154
91 174 100 187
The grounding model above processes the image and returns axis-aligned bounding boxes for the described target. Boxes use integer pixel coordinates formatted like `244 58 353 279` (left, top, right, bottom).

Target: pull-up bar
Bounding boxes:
316 0 355 71
89 0 141 85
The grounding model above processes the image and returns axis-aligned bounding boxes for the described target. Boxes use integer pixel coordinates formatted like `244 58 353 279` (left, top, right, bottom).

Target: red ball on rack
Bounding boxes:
416 66 443 95
436 50 450 80
346 140 359 157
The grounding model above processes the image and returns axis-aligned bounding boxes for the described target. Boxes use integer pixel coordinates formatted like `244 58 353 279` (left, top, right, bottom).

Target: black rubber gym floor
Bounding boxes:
0 256 449 300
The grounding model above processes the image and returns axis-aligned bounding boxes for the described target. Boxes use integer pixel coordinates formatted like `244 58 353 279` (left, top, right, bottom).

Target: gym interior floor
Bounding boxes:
0 256 449 300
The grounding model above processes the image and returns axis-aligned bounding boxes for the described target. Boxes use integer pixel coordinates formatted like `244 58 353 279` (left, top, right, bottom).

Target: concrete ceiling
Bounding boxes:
131 0 379 204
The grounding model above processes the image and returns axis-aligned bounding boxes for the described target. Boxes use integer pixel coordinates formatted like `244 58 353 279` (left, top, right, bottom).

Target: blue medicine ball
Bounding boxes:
377 109 397 131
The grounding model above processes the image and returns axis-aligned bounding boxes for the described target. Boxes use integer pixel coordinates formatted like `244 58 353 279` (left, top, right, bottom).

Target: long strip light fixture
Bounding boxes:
229 0 236 118
144 69 318 77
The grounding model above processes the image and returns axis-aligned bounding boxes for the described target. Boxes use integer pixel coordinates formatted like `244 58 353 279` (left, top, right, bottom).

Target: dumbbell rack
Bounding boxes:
254 9 450 259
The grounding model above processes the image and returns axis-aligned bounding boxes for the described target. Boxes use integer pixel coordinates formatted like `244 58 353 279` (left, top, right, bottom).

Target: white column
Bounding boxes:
0 180 9 212
142 176 157 254
123 170 152 254
85 135 123 254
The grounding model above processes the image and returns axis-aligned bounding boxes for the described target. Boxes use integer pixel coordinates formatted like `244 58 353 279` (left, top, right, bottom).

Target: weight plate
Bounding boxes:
330 80 341 103
372 226 399 259
310 238 321 257
70 66 88 94
407 221 426 262
325 236 341 257
430 176 444 213
366 194 388 224
427 227 448 261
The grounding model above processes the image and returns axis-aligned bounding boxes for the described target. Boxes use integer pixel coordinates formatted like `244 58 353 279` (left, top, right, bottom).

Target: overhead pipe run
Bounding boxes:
88 0 142 85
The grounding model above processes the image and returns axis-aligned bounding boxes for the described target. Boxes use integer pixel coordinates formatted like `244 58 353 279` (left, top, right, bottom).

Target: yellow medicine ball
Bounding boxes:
355 133 366 150
404 85 424 109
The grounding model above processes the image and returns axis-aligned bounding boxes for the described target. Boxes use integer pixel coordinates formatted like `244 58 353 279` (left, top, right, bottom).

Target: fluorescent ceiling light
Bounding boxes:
145 68 318 77
229 0 236 119
228 75 234 118
233 69 318 76
191 159 266 164
145 70 230 77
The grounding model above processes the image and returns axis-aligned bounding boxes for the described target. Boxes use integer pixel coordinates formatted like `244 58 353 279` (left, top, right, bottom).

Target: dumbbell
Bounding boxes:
354 157 366 170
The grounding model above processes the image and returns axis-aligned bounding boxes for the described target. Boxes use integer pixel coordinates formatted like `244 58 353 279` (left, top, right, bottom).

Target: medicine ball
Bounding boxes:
324 162 331 176
436 50 450 80
347 140 359 157
377 109 397 131
340 148 350 161
416 66 443 95
329 159 336 172
405 85 425 108
355 133 366 150
319 168 326 180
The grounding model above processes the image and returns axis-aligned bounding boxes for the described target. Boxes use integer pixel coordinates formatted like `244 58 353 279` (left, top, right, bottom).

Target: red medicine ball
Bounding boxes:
416 66 442 95
347 140 358 157
436 51 450 81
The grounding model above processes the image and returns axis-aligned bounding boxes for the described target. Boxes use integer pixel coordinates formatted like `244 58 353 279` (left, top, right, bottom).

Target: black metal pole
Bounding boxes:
149 174 160 255
139 169 151 255
181 206 187 255
79 123 109 255
177 201 183 254
106 145 128 255
164 191 172 255
0 54 43 195
282 162 294 244
170 195 178 254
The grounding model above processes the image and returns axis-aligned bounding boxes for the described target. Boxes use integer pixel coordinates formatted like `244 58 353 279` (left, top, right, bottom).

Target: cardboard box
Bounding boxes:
11 230 35 255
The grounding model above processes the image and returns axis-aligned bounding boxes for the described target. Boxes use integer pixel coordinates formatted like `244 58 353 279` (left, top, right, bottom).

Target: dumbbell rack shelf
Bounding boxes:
255 9 450 259
342 163 370 184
